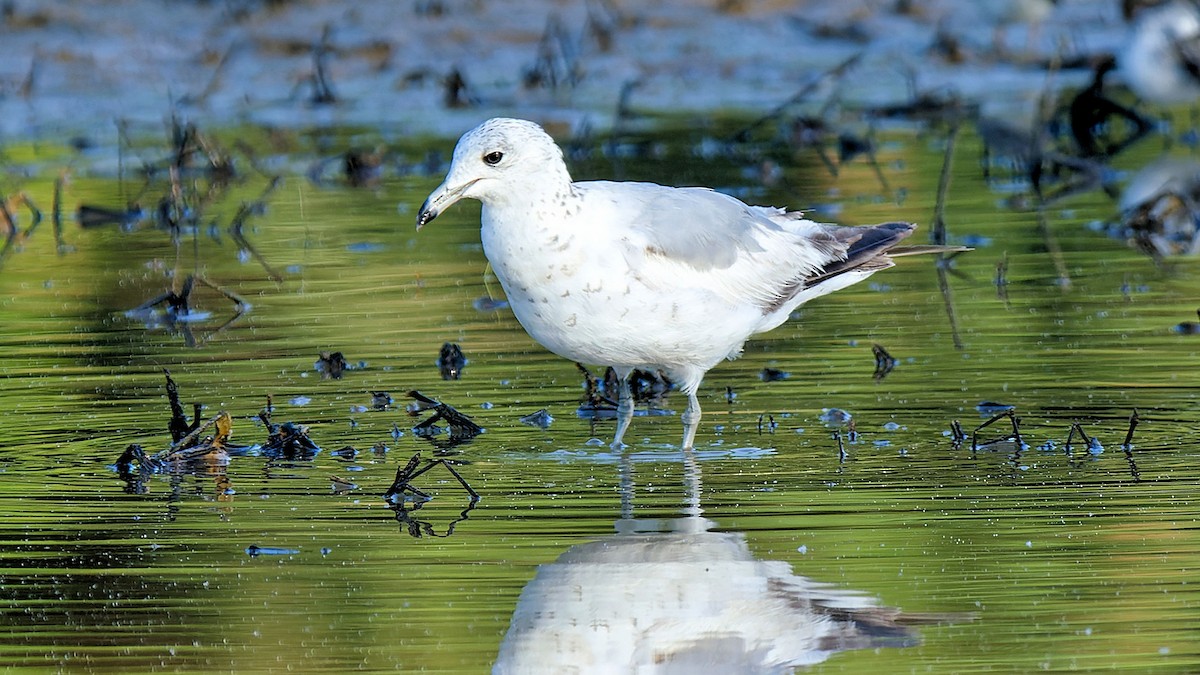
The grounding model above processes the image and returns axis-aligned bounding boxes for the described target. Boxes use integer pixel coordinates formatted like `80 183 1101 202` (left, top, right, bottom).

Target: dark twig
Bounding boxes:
52 173 68 254
1070 420 1099 456
407 390 484 440
384 452 479 502
164 369 200 443
1123 445 1141 483
930 120 958 247
1122 408 1139 448
228 180 284 282
972 409 1022 451
949 419 967 447
931 120 965 350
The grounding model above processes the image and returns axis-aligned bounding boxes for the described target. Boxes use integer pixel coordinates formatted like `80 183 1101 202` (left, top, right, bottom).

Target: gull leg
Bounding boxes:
611 368 634 449
680 389 701 450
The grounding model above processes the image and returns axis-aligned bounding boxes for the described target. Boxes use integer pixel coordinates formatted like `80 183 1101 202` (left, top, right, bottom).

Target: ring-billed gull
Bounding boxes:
417 118 954 449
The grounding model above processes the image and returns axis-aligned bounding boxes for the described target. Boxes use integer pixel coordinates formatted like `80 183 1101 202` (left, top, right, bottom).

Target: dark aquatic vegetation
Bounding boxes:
523 15 582 92
872 343 896 382
307 147 387 187
343 147 385 187
384 453 480 538
976 401 1015 416
1122 409 1140 448
603 366 671 407
1065 55 1152 160
868 85 971 128
245 545 300 557
819 408 852 426
994 252 1010 305
442 67 476 108
436 342 467 380
153 370 249 462
1065 421 1104 458
730 53 862 143
164 369 203 443
116 410 238 489
75 204 144 229
371 391 394 410
315 351 349 379
407 390 484 444
519 408 554 429
389 496 479 539
759 367 790 382
972 408 1024 452
1172 308 1200 334
258 402 321 461
226 192 286 283
948 420 968 447
576 363 672 419
127 273 249 346
384 452 478 502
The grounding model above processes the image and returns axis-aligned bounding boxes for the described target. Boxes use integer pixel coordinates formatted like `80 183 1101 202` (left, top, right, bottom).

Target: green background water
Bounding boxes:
0 117 1196 672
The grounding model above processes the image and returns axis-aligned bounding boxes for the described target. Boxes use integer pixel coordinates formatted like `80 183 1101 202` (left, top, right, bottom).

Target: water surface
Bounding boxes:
0 118 1197 672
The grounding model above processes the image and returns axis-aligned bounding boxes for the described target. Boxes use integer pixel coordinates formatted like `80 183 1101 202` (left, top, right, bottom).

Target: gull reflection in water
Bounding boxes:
495 450 945 674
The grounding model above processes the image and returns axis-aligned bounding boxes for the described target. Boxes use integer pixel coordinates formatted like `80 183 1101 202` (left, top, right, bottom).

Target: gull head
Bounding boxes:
417 118 570 229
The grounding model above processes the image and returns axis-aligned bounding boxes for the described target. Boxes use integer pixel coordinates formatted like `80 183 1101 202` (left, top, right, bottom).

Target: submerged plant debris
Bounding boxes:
406 390 483 444
315 351 349 379
575 363 673 419
519 408 554 429
383 452 479 503
436 342 467 380
259 397 321 461
759 367 790 382
371 391 394 410
972 408 1024 452
384 452 480 538
872 343 896 382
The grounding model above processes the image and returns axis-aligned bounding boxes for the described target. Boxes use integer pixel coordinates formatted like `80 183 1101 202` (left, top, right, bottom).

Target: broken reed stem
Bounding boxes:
834 430 847 462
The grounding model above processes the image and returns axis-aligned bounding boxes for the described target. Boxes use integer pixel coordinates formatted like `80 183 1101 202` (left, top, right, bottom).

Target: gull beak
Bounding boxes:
416 178 476 230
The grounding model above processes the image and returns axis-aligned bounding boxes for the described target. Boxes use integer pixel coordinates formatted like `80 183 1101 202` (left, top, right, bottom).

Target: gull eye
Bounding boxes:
483 151 504 166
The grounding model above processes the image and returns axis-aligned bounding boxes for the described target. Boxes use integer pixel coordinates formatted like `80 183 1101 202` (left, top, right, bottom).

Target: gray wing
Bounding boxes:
575 180 852 309
582 181 797 270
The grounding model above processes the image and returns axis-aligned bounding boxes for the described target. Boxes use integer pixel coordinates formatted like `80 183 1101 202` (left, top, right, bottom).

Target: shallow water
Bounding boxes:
1 117 1198 673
